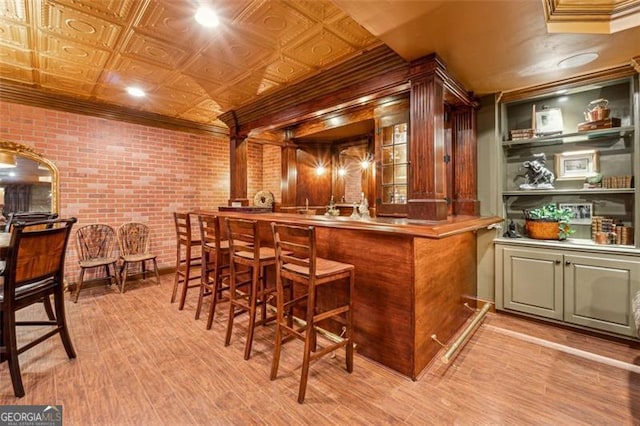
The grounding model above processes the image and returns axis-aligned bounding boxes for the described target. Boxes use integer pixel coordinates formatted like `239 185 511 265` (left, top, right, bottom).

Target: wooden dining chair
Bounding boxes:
116 222 160 293
0 217 77 397
270 222 355 403
74 223 121 302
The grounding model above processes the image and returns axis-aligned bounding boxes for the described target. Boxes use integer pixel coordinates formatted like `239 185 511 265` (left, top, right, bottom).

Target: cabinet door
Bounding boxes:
503 247 564 319
375 100 409 216
564 253 640 337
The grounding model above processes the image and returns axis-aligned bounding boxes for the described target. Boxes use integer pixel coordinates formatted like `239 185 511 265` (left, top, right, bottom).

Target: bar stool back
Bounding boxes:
270 222 355 403
196 214 230 329
224 217 277 360
170 212 201 310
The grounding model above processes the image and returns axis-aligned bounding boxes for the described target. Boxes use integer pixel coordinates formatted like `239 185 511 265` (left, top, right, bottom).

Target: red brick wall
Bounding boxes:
262 144 282 206
0 100 231 284
247 142 263 203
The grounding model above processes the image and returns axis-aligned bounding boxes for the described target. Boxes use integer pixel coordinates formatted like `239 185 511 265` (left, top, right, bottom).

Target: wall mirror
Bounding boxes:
334 139 372 203
0 140 59 218
292 118 375 206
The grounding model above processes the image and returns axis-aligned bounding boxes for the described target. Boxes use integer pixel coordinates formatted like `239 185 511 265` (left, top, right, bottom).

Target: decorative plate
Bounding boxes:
253 190 274 208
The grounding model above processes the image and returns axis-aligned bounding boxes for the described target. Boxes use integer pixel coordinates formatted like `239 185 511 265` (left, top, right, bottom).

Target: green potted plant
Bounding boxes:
523 203 575 240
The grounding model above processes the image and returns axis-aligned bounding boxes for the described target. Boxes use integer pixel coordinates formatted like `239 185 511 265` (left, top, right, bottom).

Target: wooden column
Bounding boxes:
407 58 448 221
452 107 480 216
229 132 248 206
280 142 298 208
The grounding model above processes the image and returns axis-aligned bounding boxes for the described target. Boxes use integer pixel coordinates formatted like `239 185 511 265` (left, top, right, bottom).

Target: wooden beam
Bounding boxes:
289 107 374 139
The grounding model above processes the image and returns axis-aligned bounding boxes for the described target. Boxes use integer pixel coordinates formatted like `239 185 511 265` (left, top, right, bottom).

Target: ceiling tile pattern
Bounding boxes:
0 0 379 127
40 2 124 48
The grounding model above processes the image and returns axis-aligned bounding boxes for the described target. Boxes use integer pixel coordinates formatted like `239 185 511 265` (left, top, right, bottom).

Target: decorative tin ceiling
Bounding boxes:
0 0 379 128
1 0 639 132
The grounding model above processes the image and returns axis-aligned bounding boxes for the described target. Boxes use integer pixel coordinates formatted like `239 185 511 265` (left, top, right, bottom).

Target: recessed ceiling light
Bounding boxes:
195 6 219 27
126 86 145 97
557 53 599 69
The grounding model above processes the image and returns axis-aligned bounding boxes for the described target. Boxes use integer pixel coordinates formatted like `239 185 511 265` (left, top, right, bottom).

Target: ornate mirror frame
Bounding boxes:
0 140 59 214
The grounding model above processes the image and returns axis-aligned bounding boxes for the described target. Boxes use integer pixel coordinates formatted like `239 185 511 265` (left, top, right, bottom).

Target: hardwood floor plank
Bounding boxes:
0 274 638 425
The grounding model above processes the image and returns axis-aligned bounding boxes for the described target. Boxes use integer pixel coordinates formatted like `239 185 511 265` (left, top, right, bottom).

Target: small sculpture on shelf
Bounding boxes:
518 153 555 189
502 219 521 238
325 195 340 217
349 193 370 220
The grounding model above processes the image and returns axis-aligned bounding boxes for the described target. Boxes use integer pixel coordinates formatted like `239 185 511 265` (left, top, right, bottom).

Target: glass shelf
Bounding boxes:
502 125 634 148
503 188 635 196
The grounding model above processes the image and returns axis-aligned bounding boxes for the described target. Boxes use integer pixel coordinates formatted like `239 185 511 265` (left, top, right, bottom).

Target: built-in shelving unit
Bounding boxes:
494 70 640 340
501 125 634 147
498 75 638 249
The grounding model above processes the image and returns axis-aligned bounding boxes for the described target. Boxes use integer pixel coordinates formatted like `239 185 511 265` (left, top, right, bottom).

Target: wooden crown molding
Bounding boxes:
543 0 640 34
409 53 479 108
218 45 410 136
0 80 229 137
219 45 477 137
497 63 638 104
632 56 640 73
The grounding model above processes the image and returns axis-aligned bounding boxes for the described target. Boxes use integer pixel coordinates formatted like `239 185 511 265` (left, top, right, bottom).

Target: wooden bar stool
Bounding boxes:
170 212 202 310
224 217 277 360
270 222 355 404
195 214 230 329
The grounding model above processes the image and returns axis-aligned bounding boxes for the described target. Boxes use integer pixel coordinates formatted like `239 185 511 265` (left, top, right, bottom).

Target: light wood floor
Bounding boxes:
1 274 639 425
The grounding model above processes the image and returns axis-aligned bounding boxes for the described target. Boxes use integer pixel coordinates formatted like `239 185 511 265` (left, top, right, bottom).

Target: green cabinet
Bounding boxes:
501 246 564 320
564 252 640 336
496 242 640 338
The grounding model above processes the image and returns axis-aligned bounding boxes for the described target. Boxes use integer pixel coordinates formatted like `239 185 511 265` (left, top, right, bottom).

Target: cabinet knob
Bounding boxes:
565 260 571 266
555 259 561 265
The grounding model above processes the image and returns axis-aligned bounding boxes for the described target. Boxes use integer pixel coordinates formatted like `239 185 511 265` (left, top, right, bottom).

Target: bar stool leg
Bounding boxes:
170 243 181 303
243 265 260 360
206 249 228 329
195 249 209 320
178 244 192 310
225 260 238 347
298 285 317 403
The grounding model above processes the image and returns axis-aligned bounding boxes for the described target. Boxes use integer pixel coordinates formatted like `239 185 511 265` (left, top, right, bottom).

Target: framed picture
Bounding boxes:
554 150 600 180
559 203 593 225
535 108 564 136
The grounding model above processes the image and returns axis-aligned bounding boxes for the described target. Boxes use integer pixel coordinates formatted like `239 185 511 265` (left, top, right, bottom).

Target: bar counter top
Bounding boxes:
195 209 501 379
201 210 502 239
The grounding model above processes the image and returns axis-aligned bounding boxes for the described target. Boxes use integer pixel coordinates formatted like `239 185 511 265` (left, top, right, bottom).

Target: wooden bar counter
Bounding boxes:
203 210 500 380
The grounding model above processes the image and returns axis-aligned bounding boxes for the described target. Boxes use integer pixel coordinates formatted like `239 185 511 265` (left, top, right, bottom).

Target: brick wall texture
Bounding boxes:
0 101 282 285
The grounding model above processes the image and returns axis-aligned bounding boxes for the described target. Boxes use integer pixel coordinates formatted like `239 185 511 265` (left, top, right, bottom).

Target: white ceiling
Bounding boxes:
333 0 640 96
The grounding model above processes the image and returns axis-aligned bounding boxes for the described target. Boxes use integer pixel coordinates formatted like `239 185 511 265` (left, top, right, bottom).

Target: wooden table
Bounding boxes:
201 210 501 379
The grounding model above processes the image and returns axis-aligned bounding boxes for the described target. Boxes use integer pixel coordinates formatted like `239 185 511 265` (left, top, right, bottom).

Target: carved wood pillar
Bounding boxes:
452 107 480 216
407 64 448 221
229 133 248 205
280 142 298 208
